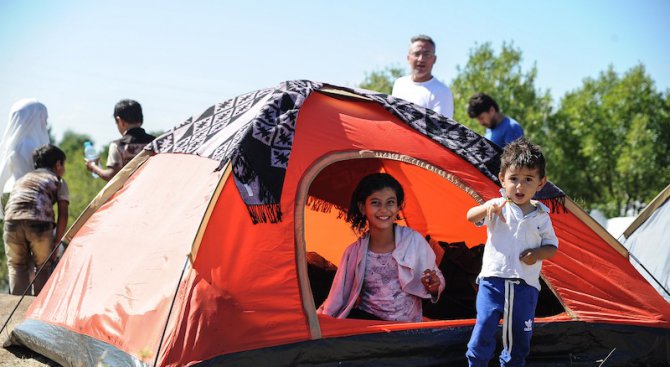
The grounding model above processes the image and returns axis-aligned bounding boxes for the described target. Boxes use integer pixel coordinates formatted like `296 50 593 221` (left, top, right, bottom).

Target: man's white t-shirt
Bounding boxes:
392 76 454 118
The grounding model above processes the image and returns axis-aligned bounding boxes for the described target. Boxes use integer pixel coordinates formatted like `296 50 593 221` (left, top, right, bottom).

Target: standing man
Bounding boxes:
85 99 155 181
467 92 524 148
392 34 454 119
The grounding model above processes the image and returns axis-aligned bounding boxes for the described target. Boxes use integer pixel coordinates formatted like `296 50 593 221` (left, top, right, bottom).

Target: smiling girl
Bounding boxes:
318 173 444 322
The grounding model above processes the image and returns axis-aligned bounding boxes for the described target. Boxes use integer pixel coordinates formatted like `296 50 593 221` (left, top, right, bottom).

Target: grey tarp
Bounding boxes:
621 184 670 302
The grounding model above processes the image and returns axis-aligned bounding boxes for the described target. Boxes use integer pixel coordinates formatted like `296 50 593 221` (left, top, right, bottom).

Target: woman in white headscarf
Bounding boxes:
0 99 51 218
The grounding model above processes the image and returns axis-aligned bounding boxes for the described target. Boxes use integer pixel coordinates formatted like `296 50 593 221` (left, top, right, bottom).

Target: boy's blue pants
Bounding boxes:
466 277 539 367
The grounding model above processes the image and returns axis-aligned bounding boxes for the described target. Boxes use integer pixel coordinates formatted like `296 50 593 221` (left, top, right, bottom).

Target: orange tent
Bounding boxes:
7 81 670 366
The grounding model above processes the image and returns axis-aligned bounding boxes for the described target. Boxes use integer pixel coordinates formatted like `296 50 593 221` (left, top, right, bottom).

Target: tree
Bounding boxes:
450 42 553 147
59 130 108 225
545 65 670 216
358 66 405 94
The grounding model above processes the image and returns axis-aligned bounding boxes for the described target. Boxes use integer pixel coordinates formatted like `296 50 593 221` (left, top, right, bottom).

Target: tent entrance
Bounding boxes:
295 152 565 328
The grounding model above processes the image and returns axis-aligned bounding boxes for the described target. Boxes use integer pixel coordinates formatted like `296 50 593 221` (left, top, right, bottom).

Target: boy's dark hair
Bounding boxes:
410 34 435 48
33 144 66 170
500 137 546 178
346 173 405 233
113 99 143 124
467 92 499 118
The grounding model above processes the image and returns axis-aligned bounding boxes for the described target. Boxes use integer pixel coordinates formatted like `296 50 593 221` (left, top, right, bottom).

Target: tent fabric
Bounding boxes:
7 80 670 366
621 184 670 301
194 321 669 367
146 80 564 225
9 154 223 365
287 91 669 328
147 81 318 224
10 319 147 367
623 183 670 238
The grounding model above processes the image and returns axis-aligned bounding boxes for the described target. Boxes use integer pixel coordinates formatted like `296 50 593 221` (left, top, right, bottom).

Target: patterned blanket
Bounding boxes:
147 80 565 224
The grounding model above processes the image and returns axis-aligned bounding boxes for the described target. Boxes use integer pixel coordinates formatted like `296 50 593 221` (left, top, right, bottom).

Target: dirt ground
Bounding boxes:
0 294 58 366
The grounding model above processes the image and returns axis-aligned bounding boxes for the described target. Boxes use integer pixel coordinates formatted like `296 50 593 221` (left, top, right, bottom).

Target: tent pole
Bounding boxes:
629 252 670 298
153 255 190 367
0 240 61 337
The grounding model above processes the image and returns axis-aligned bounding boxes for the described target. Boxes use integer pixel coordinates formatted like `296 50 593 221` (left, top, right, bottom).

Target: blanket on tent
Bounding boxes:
147 80 565 224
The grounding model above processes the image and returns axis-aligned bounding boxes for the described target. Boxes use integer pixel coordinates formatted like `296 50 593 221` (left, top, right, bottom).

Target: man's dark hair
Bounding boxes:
346 173 405 233
467 92 499 118
33 144 66 170
410 34 435 48
113 99 143 124
500 137 546 178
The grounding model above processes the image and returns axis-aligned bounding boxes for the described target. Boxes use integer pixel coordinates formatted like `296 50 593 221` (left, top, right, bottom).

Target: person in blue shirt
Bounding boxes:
467 93 524 148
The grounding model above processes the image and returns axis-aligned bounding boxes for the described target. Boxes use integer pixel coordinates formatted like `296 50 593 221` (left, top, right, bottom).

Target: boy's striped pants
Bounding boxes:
466 277 539 367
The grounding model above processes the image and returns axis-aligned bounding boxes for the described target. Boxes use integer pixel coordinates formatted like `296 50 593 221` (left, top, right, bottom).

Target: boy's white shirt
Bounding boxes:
476 191 559 290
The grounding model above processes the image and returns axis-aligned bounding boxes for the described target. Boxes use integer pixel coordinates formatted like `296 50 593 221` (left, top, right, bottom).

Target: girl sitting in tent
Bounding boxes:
318 173 445 322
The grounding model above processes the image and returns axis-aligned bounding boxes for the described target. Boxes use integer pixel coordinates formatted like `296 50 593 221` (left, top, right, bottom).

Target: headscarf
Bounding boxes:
0 99 51 218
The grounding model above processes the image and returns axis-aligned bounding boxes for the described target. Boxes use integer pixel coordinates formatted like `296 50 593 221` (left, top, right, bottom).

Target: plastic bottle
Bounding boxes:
84 141 100 178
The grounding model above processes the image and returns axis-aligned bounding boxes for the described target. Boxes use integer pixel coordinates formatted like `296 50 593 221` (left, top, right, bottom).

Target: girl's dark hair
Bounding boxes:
33 144 66 169
346 173 405 233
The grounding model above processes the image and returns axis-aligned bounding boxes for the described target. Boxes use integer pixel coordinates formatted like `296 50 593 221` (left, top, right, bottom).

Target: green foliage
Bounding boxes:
545 65 670 216
358 65 406 95
0 43 668 292
450 42 553 148
59 130 108 224
359 42 669 218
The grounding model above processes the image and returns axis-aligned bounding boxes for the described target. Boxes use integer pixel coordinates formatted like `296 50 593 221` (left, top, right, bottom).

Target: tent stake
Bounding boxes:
153 255 190 367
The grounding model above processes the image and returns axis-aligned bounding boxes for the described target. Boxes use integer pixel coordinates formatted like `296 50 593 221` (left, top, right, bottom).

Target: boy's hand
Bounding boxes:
519 249 539 265
487 200 507 223
421 269 441 295
84 158 99 172
520 246 558 265
50 242 59 262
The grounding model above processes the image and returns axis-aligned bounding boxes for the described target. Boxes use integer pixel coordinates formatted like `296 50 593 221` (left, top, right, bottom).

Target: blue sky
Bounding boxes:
1 0 669 147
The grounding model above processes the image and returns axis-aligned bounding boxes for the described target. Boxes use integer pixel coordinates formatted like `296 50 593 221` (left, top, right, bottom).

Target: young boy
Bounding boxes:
85 99 155 181
465 138 558 367
3 144 69 295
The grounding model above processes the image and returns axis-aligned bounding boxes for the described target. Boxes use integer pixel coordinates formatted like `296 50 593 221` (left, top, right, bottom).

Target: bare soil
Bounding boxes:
0 294 58 366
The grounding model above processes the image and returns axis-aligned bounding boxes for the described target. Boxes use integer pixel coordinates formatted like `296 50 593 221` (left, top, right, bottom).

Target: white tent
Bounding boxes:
620 184 670 302
607 216 634 239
